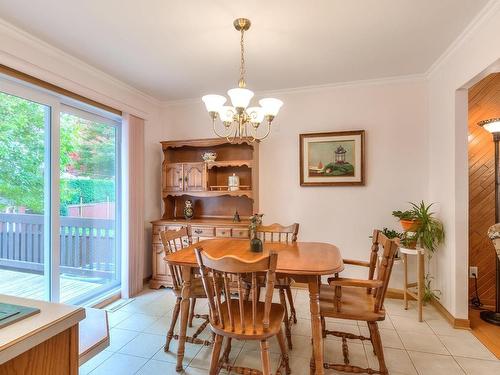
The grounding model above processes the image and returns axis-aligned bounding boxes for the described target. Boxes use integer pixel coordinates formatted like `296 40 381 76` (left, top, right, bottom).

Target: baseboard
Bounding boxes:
91 292 121 309
385 288 470 329
430 298 470 329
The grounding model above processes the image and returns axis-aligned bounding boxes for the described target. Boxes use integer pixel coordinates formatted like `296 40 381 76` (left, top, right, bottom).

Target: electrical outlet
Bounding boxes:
469 266 478 278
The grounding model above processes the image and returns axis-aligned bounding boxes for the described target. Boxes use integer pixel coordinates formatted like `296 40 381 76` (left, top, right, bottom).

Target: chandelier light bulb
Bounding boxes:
202 94 226 113
246 107 264 124
218 106 236 123
259 98 284 117
227 88 254 110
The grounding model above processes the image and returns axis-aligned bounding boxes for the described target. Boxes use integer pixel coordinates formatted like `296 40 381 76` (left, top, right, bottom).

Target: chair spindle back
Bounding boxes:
160 226 192 292
195 248 278 334
256 223 299 243
373 233 399 313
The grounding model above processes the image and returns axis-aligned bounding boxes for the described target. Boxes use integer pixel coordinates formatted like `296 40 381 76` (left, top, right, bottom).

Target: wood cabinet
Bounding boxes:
164 163 183 192
163 162 206 192
150 138 259 289
183 163 206 191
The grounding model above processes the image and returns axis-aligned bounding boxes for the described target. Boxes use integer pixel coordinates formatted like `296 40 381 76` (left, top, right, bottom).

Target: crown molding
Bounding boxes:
161 73 427 108
0 17 161 113
425 0 500 78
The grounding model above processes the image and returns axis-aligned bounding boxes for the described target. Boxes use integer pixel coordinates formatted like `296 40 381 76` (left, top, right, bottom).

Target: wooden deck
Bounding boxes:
0 268 102 303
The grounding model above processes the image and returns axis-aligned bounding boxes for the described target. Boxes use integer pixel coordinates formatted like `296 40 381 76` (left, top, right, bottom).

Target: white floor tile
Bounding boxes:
439 335 496 360
399 331 448 355
151 337 202 366
454 356 500 375
135 359 178 374
114 313 160 331
390 315 435 334
426 318 474 337
118 333 165 358
107 328 139 352
408 351 465 375
89 353 148 375
79 350 113 375
366 347 417 375
360 326 404 349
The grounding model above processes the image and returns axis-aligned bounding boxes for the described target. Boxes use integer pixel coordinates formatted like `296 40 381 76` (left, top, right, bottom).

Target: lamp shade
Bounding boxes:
259 98 283 117
227 88 254 109
202 95 226 112
246 107 264 124
479 118 500 133
218 106 235 123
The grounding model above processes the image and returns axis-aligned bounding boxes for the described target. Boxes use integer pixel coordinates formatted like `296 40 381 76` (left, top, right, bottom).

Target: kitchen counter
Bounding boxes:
0 294 85 375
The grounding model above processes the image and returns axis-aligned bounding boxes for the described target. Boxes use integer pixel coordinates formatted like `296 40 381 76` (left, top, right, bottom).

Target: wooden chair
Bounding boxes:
195 248 290 375
160 226 212 352
314 230 399 375
244 223 299 350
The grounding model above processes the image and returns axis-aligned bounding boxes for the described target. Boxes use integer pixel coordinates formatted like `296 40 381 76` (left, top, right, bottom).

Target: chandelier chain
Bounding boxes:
239 29 246 88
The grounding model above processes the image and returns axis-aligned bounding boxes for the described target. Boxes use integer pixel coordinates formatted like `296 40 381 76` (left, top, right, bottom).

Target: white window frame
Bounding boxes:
0 75 122 305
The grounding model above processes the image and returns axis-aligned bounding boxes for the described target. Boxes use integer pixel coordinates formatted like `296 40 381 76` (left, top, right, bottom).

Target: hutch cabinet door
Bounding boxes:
183 163 206 191
164 163 184 192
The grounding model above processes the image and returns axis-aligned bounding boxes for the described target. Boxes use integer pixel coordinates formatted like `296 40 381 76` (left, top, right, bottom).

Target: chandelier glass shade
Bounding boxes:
202 18 283 142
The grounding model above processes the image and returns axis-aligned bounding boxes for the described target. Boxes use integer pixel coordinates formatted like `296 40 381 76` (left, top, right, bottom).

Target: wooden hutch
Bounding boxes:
150 138 259 288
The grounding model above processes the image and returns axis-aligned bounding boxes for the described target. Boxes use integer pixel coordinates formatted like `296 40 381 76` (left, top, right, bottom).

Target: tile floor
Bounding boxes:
80 287 500 375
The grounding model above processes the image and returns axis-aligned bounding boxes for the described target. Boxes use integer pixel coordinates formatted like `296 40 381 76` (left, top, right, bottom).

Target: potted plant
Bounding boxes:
410 201 445 255
392 210 419 231
393 201 445 302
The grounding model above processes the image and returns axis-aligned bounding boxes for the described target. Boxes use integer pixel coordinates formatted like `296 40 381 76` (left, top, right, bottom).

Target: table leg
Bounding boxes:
176 266 193 372
417 252 424 322
308 276 324 375
403 253 408 310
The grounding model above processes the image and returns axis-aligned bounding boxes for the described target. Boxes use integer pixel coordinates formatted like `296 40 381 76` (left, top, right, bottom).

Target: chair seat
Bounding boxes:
172 277 207 299
210 300 285 340
319 284 385 322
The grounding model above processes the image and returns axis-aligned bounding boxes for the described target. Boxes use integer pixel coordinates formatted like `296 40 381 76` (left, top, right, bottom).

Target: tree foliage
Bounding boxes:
0 92 116 214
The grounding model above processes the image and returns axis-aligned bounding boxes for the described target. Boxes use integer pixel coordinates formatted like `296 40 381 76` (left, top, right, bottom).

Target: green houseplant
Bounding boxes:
392 201 445 302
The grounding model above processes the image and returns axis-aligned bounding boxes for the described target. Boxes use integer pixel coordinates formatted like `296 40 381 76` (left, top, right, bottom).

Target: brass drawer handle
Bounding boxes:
194 229 203 234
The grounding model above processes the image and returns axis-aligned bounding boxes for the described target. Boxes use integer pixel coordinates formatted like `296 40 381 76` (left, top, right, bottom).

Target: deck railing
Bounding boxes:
0 213 116 280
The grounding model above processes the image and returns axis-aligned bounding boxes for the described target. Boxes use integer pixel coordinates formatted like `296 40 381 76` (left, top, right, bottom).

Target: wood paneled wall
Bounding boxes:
468 73 500 308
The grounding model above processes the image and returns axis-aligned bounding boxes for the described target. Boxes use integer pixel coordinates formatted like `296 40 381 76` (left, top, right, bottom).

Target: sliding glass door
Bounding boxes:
59 108 120 304
0 78 121 305
0 88 53 301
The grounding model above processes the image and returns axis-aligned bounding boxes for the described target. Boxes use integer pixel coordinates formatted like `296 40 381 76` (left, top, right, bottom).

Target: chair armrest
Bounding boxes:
328 277 383 289
343 259 371 267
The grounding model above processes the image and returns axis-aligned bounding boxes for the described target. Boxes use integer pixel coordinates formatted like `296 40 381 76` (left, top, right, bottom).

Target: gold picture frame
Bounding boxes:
300 130 365 186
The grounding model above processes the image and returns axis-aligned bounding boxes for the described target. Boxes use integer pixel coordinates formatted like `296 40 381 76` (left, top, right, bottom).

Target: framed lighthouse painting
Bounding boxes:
299 130 365 186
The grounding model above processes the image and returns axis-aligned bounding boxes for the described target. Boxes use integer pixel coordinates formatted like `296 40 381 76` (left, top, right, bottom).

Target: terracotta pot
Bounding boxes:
402 239 417 249
400 219 420 232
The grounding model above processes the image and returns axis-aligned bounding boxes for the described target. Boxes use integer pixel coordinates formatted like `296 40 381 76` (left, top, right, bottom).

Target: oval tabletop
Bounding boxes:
166 238 344 276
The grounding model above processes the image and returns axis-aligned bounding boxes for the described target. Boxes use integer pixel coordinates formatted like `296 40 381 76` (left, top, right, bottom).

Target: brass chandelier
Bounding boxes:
202 18 283 143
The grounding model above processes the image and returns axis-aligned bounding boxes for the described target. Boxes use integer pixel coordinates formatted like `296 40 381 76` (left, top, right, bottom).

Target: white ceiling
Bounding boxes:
0 0 490 101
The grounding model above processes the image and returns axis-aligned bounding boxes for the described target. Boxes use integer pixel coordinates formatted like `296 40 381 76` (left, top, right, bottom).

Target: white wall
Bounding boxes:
427 1 500 319
0 19 164 278
162 79 429 286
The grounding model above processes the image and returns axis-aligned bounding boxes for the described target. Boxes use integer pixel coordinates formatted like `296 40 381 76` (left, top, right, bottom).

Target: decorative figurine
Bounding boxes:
249 213 264 252
184 199 194 220
228 173 240 191
233 210 241 223
202 151 217 162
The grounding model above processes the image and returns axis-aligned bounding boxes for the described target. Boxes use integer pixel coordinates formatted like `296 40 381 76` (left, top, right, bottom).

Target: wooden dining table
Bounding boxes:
165 238 344 374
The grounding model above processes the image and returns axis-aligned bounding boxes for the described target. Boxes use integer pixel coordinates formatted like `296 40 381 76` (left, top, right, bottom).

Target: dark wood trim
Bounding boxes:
0 64 122 116
299 130 365 186
161 137 258 149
